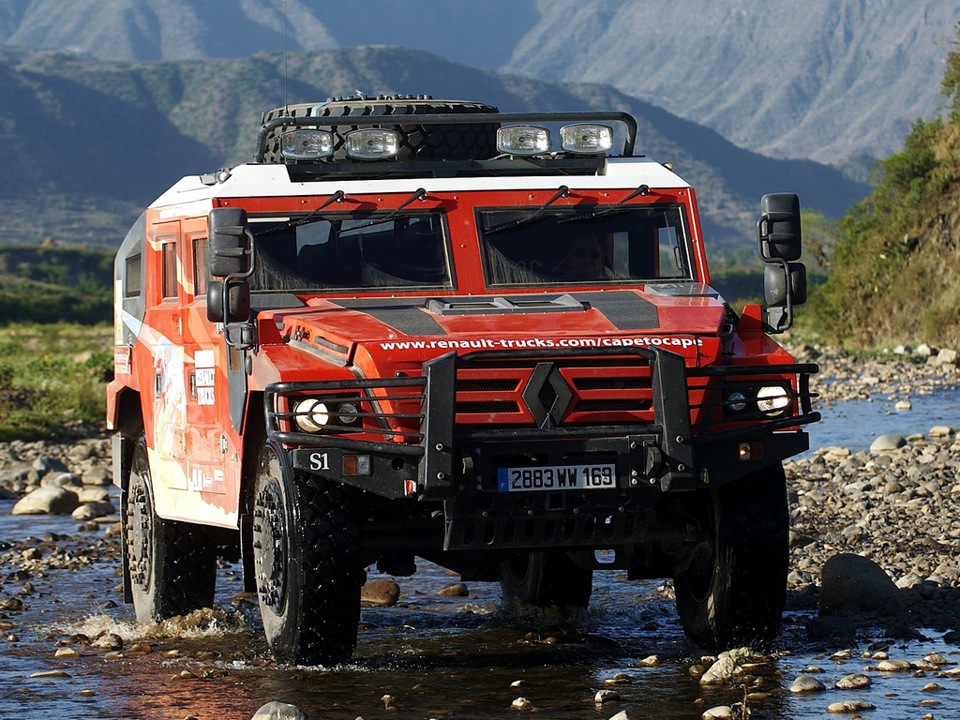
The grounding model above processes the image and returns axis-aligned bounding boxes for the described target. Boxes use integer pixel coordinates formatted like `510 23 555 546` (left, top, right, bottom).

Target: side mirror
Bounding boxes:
206 280 251 323
764 263 807 307
209 208 252 278
757 193 802 261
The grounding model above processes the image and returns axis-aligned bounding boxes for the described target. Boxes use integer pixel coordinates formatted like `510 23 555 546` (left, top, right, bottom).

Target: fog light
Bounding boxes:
726 391 748 413
345 128 400 160
294 398 330 432
281 129 334 160
757 386 791 416
338 401 360 425
497 125 550 156
560 124 613 154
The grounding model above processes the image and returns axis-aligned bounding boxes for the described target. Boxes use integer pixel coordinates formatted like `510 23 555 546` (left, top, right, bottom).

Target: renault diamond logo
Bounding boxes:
522 362 573 429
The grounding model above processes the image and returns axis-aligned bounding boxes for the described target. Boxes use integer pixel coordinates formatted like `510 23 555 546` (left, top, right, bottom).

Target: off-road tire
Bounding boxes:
124 436 217 622
499 551 593 608
252 441 364 665
672 464 789 652
259 97 499 163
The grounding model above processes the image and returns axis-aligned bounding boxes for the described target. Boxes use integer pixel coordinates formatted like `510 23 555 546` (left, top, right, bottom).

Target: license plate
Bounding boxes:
497 464 616 493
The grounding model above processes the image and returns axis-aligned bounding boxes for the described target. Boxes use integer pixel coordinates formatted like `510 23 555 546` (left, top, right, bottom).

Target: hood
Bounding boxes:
269 286 729 369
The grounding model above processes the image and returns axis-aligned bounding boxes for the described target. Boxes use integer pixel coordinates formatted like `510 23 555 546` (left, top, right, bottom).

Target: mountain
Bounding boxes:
0 46 867 250
0 0 955 166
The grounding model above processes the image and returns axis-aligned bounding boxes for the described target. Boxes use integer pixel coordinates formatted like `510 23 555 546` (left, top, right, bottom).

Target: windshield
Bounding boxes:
477 204 693 285
248 212 452 291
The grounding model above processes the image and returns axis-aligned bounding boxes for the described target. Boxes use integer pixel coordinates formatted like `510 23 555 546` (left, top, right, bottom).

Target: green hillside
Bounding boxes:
801 28 960 348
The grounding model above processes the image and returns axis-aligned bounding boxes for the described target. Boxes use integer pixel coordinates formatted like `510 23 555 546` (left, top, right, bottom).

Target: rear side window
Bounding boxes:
124 254 142 298
162 242 178 299
193 238 209 296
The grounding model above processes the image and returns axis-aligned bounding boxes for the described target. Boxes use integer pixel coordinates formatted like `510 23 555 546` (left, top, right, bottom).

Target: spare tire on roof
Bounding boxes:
258 95 500 163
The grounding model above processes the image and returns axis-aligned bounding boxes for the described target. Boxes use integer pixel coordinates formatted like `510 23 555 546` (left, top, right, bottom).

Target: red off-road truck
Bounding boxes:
108 96 818 665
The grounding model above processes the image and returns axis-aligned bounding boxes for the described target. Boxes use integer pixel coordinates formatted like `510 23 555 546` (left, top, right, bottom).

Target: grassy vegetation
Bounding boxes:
0 323 113 441
799 24 960 348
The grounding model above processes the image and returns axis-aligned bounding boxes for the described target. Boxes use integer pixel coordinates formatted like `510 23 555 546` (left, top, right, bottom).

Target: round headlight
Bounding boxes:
726 391 748 413
295 398 330 432
756 386 791 416
338 402 360 425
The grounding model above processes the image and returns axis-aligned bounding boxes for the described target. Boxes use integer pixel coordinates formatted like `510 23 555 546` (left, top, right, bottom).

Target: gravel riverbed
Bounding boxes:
1 346 959 719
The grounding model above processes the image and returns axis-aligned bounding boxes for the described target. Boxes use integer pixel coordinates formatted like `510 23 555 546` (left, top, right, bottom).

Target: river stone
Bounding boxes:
82 467 112 486
72 501 116 521
827 699 875 714
251 701 309 720
790 675 826 693
934 348 958 365
835 673 871 689
360 579 400 607
870 434 906 453
76 487 111 504
699 656 740 685
929 425 954 438
701 707 734 720
819 553 902 616
40 472 79 488
437 582 469 597
11 486 80 515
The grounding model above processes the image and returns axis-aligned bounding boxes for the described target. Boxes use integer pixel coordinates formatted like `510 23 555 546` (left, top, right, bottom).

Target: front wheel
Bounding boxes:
124 436 216 622
672 464 789 652
252 441 364 665
499 551 593 609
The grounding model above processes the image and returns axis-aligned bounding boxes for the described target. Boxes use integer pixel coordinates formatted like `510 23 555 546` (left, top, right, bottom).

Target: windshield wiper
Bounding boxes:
350 188 428 231
255 190 346 236
484 185 569 235
556 184 650 225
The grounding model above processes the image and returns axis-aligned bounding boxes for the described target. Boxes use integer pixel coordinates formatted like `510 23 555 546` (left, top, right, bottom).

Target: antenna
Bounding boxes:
283 0 289 113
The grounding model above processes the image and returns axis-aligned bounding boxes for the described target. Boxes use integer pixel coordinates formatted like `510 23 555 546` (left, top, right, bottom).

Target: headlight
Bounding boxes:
756 386 791 416
295 398 330 432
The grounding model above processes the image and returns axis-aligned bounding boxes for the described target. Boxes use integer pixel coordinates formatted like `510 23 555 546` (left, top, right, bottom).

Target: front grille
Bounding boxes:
455 356 654 426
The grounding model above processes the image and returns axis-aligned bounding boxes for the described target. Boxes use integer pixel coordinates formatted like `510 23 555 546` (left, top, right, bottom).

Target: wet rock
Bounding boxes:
594 689 620 704
71 501 116 521
510 697 535 711
92 632 123 650
819 553 901 616
826 699 875 714
699 656 740 686
12 486 80 515
607 711 629 720
835 673 871 689
790 675 826 693
701 707 735 720
360 579 401 607
251 701 310 720
437 582 469 597
873 658 912 672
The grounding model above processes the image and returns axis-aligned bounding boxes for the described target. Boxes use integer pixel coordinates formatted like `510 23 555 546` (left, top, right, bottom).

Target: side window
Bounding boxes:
193 238 209 296
162 242 178 299
124 253 142 298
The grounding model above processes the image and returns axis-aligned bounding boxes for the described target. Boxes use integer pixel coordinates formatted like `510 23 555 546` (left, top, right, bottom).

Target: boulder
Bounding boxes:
251 701 309 720
869 434 906 453
360 578 401 607
819 553 902 616
12 486 80 515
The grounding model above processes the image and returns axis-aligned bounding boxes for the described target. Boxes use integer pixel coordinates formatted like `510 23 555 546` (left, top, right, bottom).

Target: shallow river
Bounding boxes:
2 390 960 720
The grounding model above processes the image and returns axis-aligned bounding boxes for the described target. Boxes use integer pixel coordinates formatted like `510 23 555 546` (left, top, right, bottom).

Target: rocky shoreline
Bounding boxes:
1 346 959 629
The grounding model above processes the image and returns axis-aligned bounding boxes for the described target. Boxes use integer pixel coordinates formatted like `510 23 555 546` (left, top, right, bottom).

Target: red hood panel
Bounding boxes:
269 289 727 365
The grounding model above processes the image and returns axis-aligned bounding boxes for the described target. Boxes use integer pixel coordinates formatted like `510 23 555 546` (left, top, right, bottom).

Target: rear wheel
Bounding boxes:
499 551 593 608
672 465 789 651
252 441 364 665
124 436 216 622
